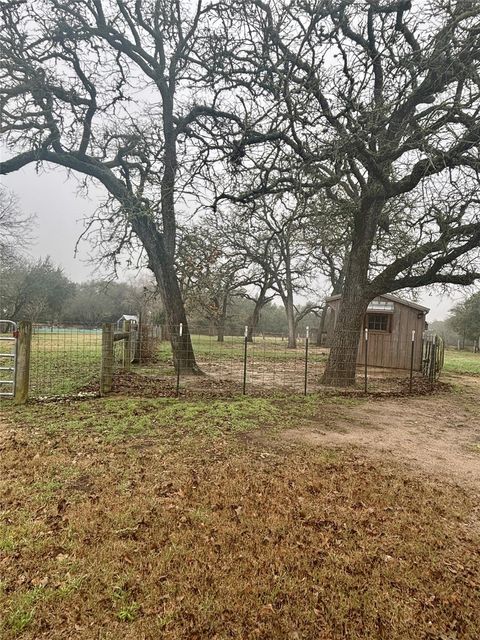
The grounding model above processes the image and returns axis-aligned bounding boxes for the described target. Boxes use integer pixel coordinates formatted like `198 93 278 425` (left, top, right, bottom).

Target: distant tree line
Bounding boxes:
0 253 317 335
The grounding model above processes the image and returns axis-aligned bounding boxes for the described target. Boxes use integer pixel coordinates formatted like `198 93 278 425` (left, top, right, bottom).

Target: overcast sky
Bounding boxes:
0 161 471 322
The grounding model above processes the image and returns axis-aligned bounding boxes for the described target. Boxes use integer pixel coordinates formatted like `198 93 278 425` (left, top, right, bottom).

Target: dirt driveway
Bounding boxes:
284 375 480 493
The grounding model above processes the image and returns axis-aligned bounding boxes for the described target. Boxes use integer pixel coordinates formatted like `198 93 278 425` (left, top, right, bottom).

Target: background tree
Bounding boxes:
215 195 321 348
176 227 249 341
0 187 34 262
60 279 163 325
0 256 75 321
448 293 480 347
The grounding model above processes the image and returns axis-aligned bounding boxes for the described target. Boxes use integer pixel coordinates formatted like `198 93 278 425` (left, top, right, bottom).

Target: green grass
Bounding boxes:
3 579 84 636
158 333 327 364
29 332 102 397
5 588 43 635
2 388 480 639
6 394 300 441
443 349 480 375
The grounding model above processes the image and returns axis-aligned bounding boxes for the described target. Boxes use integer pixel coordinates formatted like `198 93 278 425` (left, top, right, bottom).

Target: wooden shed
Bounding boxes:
116 314 139 330
325 294 429 371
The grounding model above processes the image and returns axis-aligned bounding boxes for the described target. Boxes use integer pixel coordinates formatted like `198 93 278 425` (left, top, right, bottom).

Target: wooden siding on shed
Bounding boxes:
326 297 426 371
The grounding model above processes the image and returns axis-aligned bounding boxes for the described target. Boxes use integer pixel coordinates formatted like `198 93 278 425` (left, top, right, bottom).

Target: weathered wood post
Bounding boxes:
14 321 32 405
100 323 114 396
123 320 132 372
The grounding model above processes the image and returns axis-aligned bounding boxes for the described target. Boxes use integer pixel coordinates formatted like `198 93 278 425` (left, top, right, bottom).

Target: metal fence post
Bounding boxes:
123 320 132 372
176 323 182 397
14 320 32 405
409 330 415 393
364 328 368 394
100 322 114 396
304 326 309 396
242 325 248 395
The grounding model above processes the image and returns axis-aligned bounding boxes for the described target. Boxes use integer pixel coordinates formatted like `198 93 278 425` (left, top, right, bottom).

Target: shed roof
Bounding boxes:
118 314 139 322
326 293 429 313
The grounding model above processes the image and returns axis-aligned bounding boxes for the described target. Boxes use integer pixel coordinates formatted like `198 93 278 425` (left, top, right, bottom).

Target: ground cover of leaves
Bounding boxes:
1 393 479 639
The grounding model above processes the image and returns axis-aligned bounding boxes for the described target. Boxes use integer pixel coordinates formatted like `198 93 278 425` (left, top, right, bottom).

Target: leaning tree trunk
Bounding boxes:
131 215 200 374
246 304 260 342
154 257 200 373
321 287 369 386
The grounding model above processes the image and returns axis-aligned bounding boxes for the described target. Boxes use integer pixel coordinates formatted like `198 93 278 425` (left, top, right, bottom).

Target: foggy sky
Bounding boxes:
0 161 469 322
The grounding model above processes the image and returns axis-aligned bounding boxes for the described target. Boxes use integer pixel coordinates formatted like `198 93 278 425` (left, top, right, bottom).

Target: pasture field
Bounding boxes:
1 367 480 639
29 331 102 397
443 348 480 375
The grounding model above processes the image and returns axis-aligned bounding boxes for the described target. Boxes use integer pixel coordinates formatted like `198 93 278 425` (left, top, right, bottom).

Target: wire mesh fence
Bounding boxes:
29 324 102 398
7 321 444 401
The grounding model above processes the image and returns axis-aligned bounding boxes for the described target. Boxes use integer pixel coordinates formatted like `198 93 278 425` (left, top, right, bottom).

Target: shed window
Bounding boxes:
367 314 390 332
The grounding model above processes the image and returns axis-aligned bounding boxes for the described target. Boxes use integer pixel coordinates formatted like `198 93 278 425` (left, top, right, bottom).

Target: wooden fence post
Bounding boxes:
14 321 32 405
100 323 114 396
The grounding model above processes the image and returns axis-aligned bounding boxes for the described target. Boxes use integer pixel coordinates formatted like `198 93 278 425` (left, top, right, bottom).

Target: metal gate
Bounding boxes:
0 320 17 398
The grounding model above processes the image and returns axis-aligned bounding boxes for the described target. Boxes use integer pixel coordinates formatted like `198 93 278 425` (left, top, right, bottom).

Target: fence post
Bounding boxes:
14 320 32 405
304 326 309 396
430 337 437 387
176 323 182 397
242 325 248 395
123 320 132 372
409 330 415 393
364 328 368 393
100 322 114 396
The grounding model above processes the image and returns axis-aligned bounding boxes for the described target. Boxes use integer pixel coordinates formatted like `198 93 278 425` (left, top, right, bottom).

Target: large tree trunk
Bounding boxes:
322 184 385 385
132 95 201 374
321 285 369 386
132 215 200 374
246 300 261 342
285 295 296 349
154 257 200 374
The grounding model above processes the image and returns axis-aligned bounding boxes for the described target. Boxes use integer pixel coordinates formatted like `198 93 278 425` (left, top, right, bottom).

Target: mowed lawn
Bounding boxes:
1 386 480 639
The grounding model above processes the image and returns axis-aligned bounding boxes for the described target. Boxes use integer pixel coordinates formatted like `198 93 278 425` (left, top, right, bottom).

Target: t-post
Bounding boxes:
304 326 309 396
176 323 182 397
409 330 415 393
242 325 248 395
364 328 369 393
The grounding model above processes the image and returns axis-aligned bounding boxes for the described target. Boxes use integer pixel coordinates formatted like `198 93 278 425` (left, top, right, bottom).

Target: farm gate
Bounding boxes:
0 320 17 398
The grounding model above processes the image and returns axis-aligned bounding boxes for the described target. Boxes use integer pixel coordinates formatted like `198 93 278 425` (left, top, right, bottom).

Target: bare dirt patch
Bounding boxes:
283 375 480 493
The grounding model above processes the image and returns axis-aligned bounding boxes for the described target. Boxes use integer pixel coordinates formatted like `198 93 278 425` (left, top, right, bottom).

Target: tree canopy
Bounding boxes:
448 293 480 344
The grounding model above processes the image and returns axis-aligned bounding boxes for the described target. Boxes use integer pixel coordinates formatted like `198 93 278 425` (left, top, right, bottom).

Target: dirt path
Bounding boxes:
284 375 480 492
